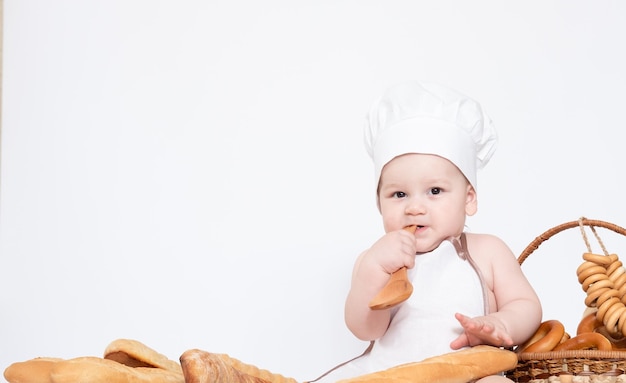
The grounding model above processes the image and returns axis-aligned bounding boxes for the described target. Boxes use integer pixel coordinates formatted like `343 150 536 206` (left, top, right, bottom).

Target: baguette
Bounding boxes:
3 357 62 383
337 345 518 383
180 349 298 383
49 356 184 383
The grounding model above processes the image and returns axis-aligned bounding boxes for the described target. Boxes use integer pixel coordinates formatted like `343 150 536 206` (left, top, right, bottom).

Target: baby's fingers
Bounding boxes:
477 325 514 347
449 334 471 350
454 312 477 329
454 313 514 347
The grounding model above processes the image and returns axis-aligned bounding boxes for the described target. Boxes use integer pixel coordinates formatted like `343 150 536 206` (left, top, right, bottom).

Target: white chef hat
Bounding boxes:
364 81 498 191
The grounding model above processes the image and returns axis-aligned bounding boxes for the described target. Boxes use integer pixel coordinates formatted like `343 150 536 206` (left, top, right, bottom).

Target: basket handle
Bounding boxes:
518 218 626 265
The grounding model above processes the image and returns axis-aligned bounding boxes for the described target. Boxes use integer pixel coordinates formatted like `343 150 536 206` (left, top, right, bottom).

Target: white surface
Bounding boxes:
1 1 626 381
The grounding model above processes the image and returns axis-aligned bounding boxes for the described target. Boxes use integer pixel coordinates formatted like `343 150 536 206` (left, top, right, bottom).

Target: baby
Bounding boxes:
315 81 542 383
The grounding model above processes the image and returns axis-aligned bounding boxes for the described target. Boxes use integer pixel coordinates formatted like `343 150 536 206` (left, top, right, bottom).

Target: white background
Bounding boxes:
1 1 626 381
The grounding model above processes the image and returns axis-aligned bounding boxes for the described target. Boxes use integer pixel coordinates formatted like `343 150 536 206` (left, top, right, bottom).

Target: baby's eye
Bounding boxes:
392 191 407 198
429 188 442 195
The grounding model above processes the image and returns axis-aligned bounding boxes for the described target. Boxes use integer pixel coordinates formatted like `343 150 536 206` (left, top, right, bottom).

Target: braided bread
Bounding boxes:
180 349 298 383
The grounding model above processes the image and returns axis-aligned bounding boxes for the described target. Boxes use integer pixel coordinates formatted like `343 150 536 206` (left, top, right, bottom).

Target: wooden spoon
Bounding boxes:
368 225 417 310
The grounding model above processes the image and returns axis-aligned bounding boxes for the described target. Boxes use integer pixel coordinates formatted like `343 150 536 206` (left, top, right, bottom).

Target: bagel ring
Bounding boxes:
584 282 616 307
597 297 622 322
516 320 565 353
582 273 612 292
577 312 602 335
577 263 608 291
577 263 608 285
607 261 625 279
583 253 613 266
553 332 612 351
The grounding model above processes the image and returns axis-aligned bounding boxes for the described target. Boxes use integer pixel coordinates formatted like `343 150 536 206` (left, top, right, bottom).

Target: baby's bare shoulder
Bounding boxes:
465 232 509 249
464 233 517 262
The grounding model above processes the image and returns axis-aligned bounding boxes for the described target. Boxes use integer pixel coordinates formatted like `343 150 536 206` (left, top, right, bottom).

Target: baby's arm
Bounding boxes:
450 234 542 350
344 229 417 341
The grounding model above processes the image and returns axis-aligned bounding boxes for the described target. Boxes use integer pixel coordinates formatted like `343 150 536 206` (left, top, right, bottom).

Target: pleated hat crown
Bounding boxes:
364 81 498 191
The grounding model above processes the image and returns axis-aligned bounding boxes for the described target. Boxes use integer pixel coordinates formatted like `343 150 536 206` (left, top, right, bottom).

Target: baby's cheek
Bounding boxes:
380 213 402 233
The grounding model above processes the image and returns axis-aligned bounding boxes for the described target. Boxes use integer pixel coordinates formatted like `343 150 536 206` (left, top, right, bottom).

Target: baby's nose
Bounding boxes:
405 197 426 214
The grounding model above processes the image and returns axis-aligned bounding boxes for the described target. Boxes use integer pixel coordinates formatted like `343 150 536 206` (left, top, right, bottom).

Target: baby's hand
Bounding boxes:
450 313 514 349
364 229 417 274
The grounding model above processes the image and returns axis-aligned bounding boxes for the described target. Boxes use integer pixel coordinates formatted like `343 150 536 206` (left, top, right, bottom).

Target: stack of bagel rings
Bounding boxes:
577 252 626 338
515 251 626 353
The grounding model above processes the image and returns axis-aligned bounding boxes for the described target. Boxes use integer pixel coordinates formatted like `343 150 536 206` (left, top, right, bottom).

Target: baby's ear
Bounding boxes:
465 185 478 216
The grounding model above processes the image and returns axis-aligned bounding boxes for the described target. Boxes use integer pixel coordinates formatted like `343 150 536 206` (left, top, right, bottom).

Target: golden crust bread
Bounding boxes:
180 349 298 383
215 354 298 383
50 356 184 383
4 339 184 383
3 357 63 383
337 345 518 383
104 338 182 373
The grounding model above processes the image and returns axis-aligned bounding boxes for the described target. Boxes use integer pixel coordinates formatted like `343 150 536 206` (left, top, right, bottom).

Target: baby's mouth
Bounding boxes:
405 225 425 233
414 225 427 233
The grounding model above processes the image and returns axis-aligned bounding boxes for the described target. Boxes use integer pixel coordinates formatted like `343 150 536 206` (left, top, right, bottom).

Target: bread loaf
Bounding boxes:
180 349 298 383
3 339 184 383
3 357 62 383
104 338 183 374
337 345 518 383
49 356 184 383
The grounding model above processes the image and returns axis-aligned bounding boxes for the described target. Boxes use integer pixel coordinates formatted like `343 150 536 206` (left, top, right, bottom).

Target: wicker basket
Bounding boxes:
506 218 626 382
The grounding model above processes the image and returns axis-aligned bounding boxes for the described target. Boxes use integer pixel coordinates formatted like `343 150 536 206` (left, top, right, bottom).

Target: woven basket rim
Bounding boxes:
517 350 626 361
517 218 626 265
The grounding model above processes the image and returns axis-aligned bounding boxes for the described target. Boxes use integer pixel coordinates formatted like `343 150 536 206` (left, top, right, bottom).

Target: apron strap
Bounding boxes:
303 341 374 383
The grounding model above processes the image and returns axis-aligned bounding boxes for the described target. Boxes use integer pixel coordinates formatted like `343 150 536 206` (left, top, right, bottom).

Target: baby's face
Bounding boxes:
377 153 476 252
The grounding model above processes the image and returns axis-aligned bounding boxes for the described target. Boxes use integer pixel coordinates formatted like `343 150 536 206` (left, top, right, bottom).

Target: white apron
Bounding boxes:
312 234 487 383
